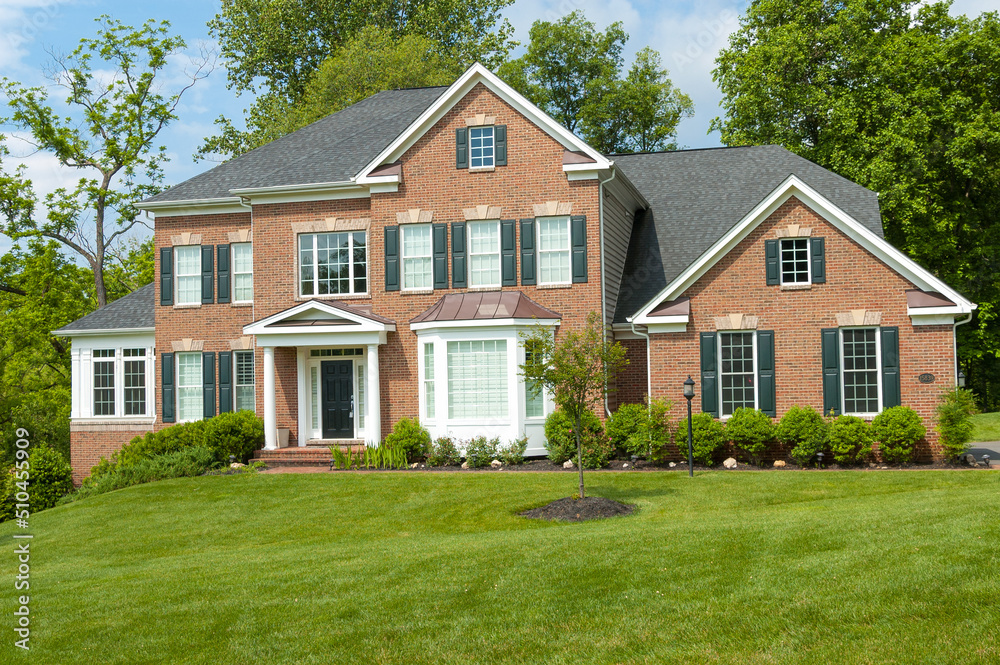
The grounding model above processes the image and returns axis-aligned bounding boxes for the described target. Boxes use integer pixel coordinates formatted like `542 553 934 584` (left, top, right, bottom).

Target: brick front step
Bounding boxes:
254 447 333 467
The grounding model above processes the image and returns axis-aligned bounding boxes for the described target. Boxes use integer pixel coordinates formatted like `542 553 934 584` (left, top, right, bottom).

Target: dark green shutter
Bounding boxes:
219 351 233 414
821 328 841 416
201 245 214 304
700 332 718 417
451 222 467 288
456 128 468 169
384 226 399 291
571 215 587 283
160 247 173 306
501 220 516 286
162 353 175 423
757 330 776 417
765 239 779 285
217 244 231 304
494 125 507 166
203 352 216 419
520 219 536 285
811 237 826 283
433 223 448 289
881 326 900 408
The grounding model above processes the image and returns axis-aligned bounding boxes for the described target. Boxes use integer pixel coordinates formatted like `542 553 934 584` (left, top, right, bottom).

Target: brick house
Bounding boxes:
56 64 974 481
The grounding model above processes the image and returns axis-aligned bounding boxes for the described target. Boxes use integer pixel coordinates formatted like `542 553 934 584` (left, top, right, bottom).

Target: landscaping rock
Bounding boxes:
962 453 977 466
490 460 502 469
410 462 419 469
773 460 786 468
622 462 629 468
229 462 245 469
563 460 575 469
723 457 738 469
461 461 469 469
669 462 677 468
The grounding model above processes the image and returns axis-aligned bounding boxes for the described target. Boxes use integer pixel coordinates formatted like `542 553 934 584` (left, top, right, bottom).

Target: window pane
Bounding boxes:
538 217 571 284
843 328 880 413
124 358 145 416
353 232 367 293
233 243 253 301
470 126 495 168
403 225 433 289
469 221 500 287
93 355 115 416
525 346 544 419
447 340 508 419
357 364 365 429
780 238 809 284
177 353 203 421
235 351 255 412
423 343 435 419
720 332 755 416
175 246 201 305
310 366 320 432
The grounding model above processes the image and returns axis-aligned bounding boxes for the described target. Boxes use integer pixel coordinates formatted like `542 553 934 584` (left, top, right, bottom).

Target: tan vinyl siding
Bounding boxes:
603 190 635 325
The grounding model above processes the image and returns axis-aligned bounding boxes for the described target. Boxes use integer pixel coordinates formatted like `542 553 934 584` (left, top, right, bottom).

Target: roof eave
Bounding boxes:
52 327 154 337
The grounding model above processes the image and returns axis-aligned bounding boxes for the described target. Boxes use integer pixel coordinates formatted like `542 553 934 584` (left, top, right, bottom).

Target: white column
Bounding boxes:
263 346 277 450
366 344 381 444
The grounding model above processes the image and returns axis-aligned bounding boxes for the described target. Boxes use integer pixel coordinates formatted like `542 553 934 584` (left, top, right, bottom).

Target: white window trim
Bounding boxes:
718 330 758 418
92 350 117 417
536 215 572 286
468 220 501 288
469 125 495 169
401 223 433 291
840 326 883 418
779 237 811 285
176 352 204 424
522 342 550 421
175 245 201 306
232 242 254 304
298 232 369 298
421 342 436 422
121 348 149 417
234 349 256 413
303 349 369 440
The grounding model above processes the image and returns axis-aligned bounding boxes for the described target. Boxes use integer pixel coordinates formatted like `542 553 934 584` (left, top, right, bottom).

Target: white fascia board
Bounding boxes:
907 305 965 317
409 318 560 334
567 170 601 181
137 198 247 217
647 322 688 334
355 63 612 180
355 173 400 186
243 300 394 335
229 181 370 205
368 182 399 194
631 175 976 324
909 313 960 326
255 330 388 348
52 327 154 338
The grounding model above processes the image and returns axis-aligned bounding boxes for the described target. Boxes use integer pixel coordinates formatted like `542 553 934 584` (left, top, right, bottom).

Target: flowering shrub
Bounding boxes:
543 409 607 467
427 437 461 467
464 436 499 468
499 436 528 465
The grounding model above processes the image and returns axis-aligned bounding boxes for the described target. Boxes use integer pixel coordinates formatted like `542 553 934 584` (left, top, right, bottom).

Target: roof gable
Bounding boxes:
244 300 396 336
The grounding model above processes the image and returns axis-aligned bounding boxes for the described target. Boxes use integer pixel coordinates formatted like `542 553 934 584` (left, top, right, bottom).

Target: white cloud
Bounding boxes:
0 0 76 72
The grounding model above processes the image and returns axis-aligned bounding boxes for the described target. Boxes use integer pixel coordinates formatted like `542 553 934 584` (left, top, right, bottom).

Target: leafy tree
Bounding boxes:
104 237 154 303
521 312 628 498
501 11 692 153
1 16 210 307
203 0 515 158
712 0 1000 404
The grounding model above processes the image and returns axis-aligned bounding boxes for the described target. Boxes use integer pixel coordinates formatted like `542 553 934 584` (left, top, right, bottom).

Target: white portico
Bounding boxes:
243 300 395 449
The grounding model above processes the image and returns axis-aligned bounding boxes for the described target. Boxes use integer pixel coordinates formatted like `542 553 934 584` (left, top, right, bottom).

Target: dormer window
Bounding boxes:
469 126 495 168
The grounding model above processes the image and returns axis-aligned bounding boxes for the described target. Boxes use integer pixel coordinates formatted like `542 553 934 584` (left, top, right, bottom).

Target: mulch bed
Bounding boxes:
520 496 634 522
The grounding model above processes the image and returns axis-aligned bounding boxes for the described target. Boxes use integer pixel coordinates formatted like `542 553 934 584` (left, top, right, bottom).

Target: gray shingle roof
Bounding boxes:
54 283 154 334
143 86 448 204
612 145 883 323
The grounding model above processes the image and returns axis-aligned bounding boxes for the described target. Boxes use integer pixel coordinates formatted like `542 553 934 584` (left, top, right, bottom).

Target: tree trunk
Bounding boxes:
575 412 585 499
93 261 108 308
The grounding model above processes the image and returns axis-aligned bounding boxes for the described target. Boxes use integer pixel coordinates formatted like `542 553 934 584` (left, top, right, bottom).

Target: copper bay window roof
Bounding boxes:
410 291 561 324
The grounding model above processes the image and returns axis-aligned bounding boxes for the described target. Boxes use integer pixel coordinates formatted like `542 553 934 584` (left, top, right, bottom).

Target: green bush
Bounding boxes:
606 403 647 454
384 417 432 461
828 415 874 465
937 388 978 459
872 406 925 464
499 436 528 465
427 437 461 467
777 406 828 467
464 436 499 468
0 443 74 520
204 411 265 463
70 447 218 503
543 409 605 465
578 433 614 469
673 412 725 466
725 408 775 466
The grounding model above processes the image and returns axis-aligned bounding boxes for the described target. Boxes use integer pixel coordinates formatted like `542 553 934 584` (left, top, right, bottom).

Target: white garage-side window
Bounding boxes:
447 340 508 419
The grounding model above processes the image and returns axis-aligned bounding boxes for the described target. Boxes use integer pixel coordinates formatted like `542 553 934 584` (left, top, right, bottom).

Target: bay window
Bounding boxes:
93 349 116 416
447 339 508 418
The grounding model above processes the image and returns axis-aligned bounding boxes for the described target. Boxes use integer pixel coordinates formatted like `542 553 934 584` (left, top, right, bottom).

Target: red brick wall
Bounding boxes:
69 426 149 485
611 338 649 410
644 197 955 461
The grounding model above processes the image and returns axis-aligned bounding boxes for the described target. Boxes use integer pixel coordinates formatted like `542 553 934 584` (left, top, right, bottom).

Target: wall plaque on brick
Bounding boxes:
918 373 935 384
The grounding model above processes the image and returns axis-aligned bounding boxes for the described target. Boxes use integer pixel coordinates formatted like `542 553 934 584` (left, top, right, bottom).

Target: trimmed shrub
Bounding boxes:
464 436 499 468
499 436 528 465
872 406 925 464
427 437 461 467
937 388 978 459
777 406 828 467
204 411 265 463
828 415 874 465
543 409 605 465
725 408 775 466
673 412 725 466
69 447 218 502
579 433 614 469
0 443 74 520
606 403 647 454
384 417 432 461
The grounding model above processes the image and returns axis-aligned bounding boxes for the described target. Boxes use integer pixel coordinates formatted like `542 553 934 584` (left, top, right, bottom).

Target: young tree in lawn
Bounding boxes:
1 16 210 307
521 312 627 499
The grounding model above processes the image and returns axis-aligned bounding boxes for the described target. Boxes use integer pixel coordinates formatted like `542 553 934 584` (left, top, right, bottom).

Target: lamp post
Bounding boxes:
683 376 695 478
958 369 966 388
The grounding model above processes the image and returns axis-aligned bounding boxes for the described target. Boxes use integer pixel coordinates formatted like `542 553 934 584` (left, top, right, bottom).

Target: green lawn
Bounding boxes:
2 470 999 664
970 411 1000 442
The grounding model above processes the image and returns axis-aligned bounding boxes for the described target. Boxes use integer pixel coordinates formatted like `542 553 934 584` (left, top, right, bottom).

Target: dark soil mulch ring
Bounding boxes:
520 496 634 522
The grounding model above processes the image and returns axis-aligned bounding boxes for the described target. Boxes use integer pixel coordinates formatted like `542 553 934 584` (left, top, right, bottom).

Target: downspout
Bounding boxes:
630 320 652 408
599 167 617 417
953 312 973 386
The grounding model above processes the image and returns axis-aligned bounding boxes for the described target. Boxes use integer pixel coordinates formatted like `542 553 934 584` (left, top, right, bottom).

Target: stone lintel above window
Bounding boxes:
228 229 252 243
533 201 574 217
774 224 812 238
463 205 502 221
291 218 371 234
170 232 203 246
171 338 205 352
465 114 497 127
396 209 434 225
836 310 882 327
714 313 759 331
229 336 254 350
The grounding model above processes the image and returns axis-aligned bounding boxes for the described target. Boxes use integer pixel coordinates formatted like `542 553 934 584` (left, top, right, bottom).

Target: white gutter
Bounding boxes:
599 167 617 417
52 327 154 337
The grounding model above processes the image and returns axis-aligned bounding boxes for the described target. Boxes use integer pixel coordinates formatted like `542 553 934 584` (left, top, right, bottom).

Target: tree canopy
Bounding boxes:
712 0 1000 406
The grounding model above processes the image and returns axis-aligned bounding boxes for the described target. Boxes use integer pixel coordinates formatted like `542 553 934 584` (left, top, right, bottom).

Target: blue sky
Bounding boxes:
0 0 994 257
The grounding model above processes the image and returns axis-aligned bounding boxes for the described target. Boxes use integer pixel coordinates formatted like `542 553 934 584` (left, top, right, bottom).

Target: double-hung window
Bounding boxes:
537 216 571 285
235 350 255 412
299 232 367 296
93 349 116 416
719 331 756 416
524 342 545 419
447 340 508 419
233 243 253 302
469 126 494 168
123 348 146 416
175 246 201 305
468 221 501 287
177 352 203 422
841 328 880 414
402 224 433 290
780 238 810 284
423 343 435 420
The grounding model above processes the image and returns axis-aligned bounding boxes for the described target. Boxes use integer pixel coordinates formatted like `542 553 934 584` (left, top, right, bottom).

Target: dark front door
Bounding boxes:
321 360 354 439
